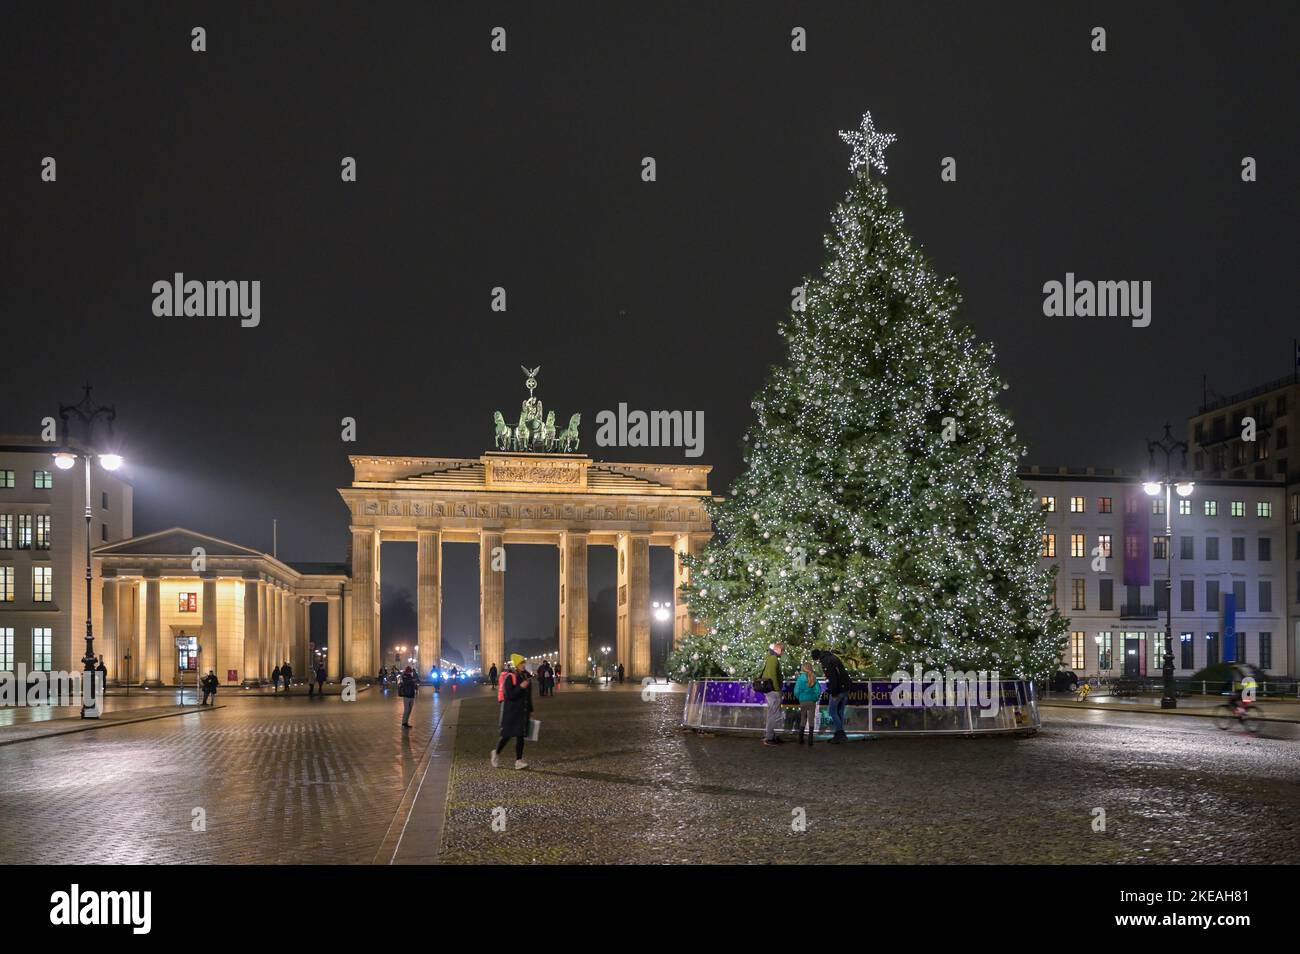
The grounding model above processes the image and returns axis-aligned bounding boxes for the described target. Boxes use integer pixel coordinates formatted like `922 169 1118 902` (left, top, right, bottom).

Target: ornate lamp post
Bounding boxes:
1144 423 1193 710
53 386 124 720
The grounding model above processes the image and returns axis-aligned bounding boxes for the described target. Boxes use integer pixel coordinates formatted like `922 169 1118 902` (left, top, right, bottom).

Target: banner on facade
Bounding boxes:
1123 487 1151 586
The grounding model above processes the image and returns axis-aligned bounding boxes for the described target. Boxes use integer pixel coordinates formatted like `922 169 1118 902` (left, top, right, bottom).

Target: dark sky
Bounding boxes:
3 2 1295 660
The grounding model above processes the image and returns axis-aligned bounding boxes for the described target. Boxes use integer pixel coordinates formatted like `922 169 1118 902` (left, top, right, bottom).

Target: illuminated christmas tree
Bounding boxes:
670 112 1066 682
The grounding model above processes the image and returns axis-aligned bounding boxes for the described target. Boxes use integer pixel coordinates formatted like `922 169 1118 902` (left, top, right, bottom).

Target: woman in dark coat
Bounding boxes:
491 662 533 770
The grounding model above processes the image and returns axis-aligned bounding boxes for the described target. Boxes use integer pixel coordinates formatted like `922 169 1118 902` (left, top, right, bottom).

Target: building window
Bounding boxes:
0 514 11 550
1205 632 1219 667
1260 632 1273 670
33 471 53 490
1259 537 1272 561
17 515 32 549
1233 580 1247 612
1153 536 1168 560
1098 534 1112 558
1071 533 1085 558
33 566 53 602
1180 632 1194 669
1259 580 1272 613
101 491 109 510
1048 584 1057 611
1041 533 1056 558
1180 579 1195 612
1257 501 1272 518
1098 497 1112 514
1231 537 1245 561
1070 632 1085 670
1206 579 1220 612
1292 494 1300 523
1233 442 1248 466
1072 578 1086 611
0 628 11 670
1180 536 1194 560
1151 497 1165 515
1155 580 1169 612
1230 501 1244 517
1070 496 1085 513
1041 496 1056 513
1205 500 1218 517
0 470 13 489
1206 536 1219 560
1278 395 1288 416
101 523 108 542
1096 632 1113 671
1278 427 1288 450
178 592 198 613
1154 632 1169 667
32 628 52 671
1099 579 1113 611
1194 451 1204 470
34 515 51 551
1178 499 1191 516
0 566 13 602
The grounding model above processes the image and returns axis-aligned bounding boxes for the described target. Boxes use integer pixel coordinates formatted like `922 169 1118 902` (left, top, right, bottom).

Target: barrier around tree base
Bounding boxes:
681 678 1040 737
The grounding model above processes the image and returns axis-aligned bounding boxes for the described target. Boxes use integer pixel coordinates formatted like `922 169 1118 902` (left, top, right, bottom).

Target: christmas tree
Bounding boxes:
670 112 1066 683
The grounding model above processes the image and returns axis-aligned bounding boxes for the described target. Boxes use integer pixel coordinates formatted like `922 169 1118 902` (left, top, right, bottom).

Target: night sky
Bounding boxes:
3 2 1295 662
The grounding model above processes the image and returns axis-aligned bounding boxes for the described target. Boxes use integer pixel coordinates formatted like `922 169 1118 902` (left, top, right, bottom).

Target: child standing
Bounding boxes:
794 661 822 746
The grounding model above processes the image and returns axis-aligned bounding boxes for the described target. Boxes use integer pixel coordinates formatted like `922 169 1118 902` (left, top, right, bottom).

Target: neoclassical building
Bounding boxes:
93 528 347 686
338 451 715 681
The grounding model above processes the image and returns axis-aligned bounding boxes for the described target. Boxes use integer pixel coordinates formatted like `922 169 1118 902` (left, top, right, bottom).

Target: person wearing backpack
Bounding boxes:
812 648 850 743
758 642 785 746
793 660 821 745
492 653 533 770
397 665 418 728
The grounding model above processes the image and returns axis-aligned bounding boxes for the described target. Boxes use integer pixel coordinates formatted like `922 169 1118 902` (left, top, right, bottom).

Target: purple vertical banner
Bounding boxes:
1123 488 1150 587
1222 592 1236 662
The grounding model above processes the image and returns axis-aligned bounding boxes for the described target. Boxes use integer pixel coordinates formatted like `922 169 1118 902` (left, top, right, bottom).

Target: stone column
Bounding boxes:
417 529 442 680
326 593 341 681
479 530 505 676
349 528 377 679
142 573 162 686
200 574 218 684
120 581 139 686
258 579 270 680
558 531 588 680
297 598 310 677
616 535 630 671
673 533 709 645
628 533 651 679
243 577 262 685
282 589 296 680
101 576 119 685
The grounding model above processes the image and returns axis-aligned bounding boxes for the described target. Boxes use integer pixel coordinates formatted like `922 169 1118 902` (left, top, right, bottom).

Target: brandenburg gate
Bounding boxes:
338 450 714 682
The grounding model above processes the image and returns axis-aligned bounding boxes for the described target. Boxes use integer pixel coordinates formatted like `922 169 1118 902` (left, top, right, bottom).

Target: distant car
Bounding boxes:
1050 670 1080 693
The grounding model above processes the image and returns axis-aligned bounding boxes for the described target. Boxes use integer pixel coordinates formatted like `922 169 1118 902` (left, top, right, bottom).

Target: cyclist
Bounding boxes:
1226 663 1261 715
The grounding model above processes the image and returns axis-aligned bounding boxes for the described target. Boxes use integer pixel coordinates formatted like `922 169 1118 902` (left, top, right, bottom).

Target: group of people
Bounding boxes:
266 661 328 695
533 660 560 696
756 642 852 747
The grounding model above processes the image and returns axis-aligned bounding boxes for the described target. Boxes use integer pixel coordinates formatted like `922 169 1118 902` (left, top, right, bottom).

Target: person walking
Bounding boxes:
794 660 821 746
314 663 326 697
812 648 851 743
398 665 418 728
281 661 293 691
271 665 282 693
491 654 533 770
759 642 785 746
200 670 218 706
487 663 498 689
616 662 625 684
554 662 561 689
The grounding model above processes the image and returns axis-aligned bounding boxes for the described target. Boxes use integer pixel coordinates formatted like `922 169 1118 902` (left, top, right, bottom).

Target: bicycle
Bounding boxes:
1212 699 1261 733
1076 680 1092 702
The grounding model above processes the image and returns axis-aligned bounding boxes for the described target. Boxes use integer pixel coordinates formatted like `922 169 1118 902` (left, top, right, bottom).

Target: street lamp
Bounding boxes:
54 387 123 720
1145 423 1193 710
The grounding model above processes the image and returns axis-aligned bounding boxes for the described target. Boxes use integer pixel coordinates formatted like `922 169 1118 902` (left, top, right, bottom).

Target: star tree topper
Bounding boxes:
839 111 897 177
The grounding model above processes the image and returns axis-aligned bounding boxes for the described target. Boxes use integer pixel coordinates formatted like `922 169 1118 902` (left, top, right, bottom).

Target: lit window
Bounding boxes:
1153 536 1168 560
1070 496 1085 513
1098 497 1112 514
0 470 13 489
1178 499 1191 515
1257 501 1272 518
1204 500 1218 517
1070 632 1085 670
0 566 13 602
1096 632 1113 670
1041 533 1056 558
1041 496 1056 513
1072 578 1086 610
0 515 11 550
17 515 32 549
1097 534 1112 558
33 566 53 602
33 471 53 490
1070 533 1085 558
34 515 50 550
1230 501 1244 517
1151 497 1165 515
178 592 198 613
32 628 52 671
0 628 12 669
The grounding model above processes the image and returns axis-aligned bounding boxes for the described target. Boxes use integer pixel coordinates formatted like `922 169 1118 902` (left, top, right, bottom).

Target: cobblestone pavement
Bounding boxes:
441 688 1300 864
0 686 463 864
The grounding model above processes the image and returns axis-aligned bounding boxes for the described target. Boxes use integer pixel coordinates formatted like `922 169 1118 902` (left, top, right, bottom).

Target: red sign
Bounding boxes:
227 669 238 683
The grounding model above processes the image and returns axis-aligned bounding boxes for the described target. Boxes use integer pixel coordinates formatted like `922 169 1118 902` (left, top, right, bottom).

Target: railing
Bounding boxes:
1118 604 1159 619
1199 375 1294 414
681 678 1041 737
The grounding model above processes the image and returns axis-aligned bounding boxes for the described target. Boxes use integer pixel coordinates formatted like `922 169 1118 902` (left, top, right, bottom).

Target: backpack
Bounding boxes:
497 671 517 702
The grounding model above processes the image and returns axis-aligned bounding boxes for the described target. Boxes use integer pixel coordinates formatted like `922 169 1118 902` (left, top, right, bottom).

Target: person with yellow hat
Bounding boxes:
491 653 534 769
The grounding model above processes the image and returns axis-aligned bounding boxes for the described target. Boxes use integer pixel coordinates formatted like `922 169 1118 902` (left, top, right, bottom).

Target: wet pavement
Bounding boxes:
0 683 1296 864
441 688 1300 864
